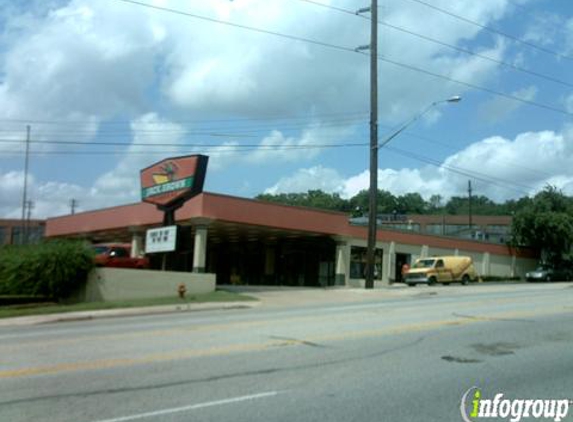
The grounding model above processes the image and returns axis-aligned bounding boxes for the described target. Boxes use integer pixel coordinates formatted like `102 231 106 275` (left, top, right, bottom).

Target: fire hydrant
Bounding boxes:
177 283 187 299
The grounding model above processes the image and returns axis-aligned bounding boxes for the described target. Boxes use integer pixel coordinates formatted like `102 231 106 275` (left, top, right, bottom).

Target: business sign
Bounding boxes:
145 226 178 253
140 155 208 208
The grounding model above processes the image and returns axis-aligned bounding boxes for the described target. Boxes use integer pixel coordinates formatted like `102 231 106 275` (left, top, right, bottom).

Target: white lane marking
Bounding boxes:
89 391 280 422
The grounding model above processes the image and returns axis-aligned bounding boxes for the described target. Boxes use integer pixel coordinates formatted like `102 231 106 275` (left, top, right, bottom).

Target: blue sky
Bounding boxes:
1 0 573 218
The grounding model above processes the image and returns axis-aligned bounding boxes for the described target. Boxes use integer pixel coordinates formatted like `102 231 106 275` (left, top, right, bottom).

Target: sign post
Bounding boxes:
140 154 208 270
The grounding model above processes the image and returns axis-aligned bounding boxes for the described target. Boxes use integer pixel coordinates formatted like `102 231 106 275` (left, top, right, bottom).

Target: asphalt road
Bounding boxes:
1 283 573 422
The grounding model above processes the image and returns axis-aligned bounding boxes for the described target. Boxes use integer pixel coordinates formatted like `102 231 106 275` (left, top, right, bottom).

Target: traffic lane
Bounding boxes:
1 281 571 345
1 284 571 374
0 281 568 342
1 290 571 373
1 312 571 422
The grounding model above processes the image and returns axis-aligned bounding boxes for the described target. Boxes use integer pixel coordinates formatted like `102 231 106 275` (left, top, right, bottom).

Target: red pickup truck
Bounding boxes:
92 243 150 269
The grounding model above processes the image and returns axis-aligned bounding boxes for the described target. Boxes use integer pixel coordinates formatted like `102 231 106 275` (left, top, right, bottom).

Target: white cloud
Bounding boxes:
0 0 164 150
0 170 83 218
0 0 555 218
265 166 346 195
89 113 187 206
523 11 563 48
5 127 573 218
202 122 357 170
564 93 573 113
478 85 538 123
566 18 573 55
265 128 573 203
0 0 522 155
0 113 190 218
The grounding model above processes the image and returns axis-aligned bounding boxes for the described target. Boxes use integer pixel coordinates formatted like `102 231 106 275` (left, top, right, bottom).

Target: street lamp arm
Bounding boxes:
377 96 461 149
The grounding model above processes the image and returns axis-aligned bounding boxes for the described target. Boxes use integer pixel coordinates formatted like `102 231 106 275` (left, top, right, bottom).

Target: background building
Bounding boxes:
361 214 512 243
0 219 45 245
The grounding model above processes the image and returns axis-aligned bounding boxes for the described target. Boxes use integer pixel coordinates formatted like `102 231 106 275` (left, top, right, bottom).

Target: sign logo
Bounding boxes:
140 155 208 208
461 387 571 422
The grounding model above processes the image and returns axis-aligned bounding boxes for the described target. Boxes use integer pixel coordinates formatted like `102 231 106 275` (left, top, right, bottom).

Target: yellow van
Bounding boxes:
404 256 477 286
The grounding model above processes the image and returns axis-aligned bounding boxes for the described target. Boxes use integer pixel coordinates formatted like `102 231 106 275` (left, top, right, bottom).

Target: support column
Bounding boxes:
128 227 143 258
264 246 276 284
334 241 350 286
193 225 208 273
420 245 429 258
481 252 491 278
510 255 517 278
383 241 396 285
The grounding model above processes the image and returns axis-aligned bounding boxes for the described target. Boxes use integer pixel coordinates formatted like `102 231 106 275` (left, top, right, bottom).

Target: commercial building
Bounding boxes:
0 219 45 245
45 192 538 287
368 214 512 243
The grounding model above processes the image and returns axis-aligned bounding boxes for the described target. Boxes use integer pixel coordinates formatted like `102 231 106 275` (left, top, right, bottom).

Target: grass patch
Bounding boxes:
479 276 523 282
0 290 257 319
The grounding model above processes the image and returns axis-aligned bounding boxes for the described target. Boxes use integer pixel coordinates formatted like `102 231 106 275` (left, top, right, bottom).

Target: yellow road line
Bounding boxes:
0 296 534 350
1 307 568 379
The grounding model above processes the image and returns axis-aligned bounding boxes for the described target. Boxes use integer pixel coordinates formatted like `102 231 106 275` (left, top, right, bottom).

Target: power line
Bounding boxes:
0 143 370 156
404 0 573 61
0 111 369 126
0 127 560 180
505 0 529 13
117 0 361 54
0 137 542 196
379 20 573 89
379 55 573 117
0 138 367 148
0 117 369 138
294 0 573 89
115 0 573 120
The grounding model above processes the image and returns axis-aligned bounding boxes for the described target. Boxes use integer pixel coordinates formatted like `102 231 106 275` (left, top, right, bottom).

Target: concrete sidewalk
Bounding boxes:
0 286 417 327
0 282 544 327
0 301 261 327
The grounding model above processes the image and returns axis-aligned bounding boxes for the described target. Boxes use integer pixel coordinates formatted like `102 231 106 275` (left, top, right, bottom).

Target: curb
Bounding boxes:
0 301 261 327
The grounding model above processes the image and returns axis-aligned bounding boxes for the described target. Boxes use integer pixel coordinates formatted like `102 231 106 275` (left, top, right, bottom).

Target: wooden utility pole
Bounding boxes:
21 125 31 223
468 180 473 238
365 0 378 289
70 198 78 215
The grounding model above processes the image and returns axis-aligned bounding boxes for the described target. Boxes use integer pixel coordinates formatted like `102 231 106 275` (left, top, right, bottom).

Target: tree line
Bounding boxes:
256 189 532 216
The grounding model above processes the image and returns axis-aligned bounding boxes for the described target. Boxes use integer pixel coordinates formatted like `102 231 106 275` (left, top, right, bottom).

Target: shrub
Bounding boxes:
0 240 95 301
480 275 521 282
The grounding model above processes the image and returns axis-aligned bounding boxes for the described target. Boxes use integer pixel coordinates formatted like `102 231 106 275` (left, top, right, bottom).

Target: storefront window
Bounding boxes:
350 246 383 280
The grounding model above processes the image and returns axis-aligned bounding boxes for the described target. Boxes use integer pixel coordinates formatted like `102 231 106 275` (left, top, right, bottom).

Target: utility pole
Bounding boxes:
24 200 33 244
356 0 378 289
21 125 31 224
70 198 78 215
468 180 473 238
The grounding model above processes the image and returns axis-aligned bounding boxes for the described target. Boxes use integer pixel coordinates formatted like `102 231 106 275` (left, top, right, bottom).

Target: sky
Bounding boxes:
1 0 573 218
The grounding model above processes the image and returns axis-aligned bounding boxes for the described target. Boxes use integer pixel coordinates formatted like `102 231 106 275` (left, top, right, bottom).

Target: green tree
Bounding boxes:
445 196 468 215
511 186 573 265
256 190 349 212
348 189 398 215
396 193 426 214
427 194 444 214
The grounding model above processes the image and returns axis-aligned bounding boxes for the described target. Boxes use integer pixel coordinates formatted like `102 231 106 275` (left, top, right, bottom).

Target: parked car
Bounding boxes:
92 243 149 269
525 265 571 282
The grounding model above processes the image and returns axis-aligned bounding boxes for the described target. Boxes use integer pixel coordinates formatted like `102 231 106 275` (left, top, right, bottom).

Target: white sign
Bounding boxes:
146 226 177 253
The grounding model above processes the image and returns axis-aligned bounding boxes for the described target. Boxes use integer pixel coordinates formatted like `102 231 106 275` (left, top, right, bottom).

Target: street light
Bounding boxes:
364 95 462 289
378 96 462 150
